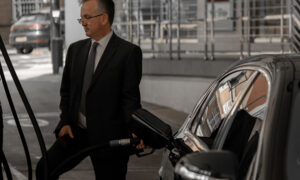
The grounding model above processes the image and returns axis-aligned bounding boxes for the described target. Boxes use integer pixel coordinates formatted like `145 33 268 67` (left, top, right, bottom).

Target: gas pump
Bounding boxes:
0 35 49 180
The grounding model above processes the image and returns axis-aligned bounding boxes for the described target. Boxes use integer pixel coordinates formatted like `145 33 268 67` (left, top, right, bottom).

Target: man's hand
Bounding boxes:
132 133 145 150
58 125 74 139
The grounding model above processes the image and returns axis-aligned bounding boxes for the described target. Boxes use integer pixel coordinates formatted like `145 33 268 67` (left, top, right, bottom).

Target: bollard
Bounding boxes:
51 37 63 74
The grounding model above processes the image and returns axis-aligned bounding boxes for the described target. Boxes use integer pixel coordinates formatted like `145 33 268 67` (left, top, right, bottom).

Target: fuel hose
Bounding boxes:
0 35 48 180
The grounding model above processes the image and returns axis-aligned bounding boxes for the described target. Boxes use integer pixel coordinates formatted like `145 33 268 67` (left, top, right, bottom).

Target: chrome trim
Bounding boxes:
175 162 228 180
184 130 209 152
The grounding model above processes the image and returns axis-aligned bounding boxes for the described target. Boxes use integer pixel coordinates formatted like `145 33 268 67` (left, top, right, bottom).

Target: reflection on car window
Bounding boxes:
222 73 269 179
188 69 269 178
239 73 268 120
193 70 255 138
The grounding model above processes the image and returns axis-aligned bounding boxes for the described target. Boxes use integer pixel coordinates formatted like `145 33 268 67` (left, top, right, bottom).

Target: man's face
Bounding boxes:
80 0 104 39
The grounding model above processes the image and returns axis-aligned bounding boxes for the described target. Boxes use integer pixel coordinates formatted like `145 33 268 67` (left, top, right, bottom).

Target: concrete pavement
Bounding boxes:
0 48 188 179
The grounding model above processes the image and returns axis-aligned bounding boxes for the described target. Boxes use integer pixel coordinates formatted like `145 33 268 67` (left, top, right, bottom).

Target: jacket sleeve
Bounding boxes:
122 45 143 125
54 44 73 136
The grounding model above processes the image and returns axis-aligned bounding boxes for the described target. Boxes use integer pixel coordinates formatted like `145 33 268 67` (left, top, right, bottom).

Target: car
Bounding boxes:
9 10 65 54
9 13 51 54
135 55 300 180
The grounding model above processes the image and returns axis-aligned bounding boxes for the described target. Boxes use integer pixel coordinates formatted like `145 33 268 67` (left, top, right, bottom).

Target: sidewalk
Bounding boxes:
0 48 188 179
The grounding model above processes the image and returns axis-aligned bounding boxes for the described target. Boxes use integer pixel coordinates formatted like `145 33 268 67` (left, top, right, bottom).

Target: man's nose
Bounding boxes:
82 20 87 26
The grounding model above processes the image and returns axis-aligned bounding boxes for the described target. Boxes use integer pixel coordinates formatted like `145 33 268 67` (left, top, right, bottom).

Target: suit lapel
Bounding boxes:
89 33 119 88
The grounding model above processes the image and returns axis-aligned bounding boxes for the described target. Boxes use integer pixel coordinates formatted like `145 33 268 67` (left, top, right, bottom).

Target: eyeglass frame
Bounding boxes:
77 13 104 24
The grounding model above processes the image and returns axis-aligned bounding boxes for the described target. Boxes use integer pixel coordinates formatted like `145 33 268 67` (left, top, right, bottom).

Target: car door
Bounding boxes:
161 67 271 179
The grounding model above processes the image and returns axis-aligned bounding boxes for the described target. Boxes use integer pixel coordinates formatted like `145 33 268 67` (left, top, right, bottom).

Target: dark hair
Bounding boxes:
82 0 115 25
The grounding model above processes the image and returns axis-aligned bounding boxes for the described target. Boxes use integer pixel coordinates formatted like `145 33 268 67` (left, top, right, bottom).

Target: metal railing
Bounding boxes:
12 0 298 60
113 0 298 60
12 0 46 21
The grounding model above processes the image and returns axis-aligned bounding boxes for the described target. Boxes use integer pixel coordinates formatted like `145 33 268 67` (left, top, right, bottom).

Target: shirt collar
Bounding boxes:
91 31 113 48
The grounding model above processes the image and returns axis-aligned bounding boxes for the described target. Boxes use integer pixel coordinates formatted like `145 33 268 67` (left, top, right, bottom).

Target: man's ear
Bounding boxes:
101 13 109 25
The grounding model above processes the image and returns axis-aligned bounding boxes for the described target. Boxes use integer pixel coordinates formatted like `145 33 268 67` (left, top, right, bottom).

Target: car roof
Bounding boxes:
22 13 49 16
224 54 300 72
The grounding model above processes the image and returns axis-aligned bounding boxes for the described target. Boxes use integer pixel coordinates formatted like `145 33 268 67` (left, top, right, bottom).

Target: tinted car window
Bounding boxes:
239 73 268 119
221 73 269 179
192 70 255 138
186 70 269 179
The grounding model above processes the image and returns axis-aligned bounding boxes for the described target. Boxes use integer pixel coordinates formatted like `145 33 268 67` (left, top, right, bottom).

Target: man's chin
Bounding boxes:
85 32 91 37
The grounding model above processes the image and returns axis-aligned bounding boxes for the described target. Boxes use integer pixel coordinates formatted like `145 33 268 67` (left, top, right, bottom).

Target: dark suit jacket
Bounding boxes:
55 33 142 157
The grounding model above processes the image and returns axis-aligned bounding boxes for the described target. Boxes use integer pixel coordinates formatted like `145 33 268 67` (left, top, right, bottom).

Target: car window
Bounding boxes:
19 14 49 23
191 70 255 138
239 73 268 120
221 72 269 179
184 69 269 178
222 73 268 150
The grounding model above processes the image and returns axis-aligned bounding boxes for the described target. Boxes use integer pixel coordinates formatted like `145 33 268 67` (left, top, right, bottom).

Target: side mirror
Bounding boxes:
130 108 174 149
174 151 238 180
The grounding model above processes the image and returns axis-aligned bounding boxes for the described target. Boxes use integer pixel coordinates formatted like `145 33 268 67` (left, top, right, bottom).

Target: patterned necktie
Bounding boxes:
80 42 98 115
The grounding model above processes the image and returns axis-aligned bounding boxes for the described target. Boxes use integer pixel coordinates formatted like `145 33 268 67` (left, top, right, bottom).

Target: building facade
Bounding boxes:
0 0 13 44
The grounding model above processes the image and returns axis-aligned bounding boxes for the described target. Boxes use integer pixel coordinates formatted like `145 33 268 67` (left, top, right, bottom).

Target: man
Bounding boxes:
36 0 143 179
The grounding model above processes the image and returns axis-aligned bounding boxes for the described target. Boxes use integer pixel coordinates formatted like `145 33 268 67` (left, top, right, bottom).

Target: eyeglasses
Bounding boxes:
77 13 104 24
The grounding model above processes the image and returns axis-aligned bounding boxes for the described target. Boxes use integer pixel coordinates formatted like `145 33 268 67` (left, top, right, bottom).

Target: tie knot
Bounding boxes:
92 42 99 49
